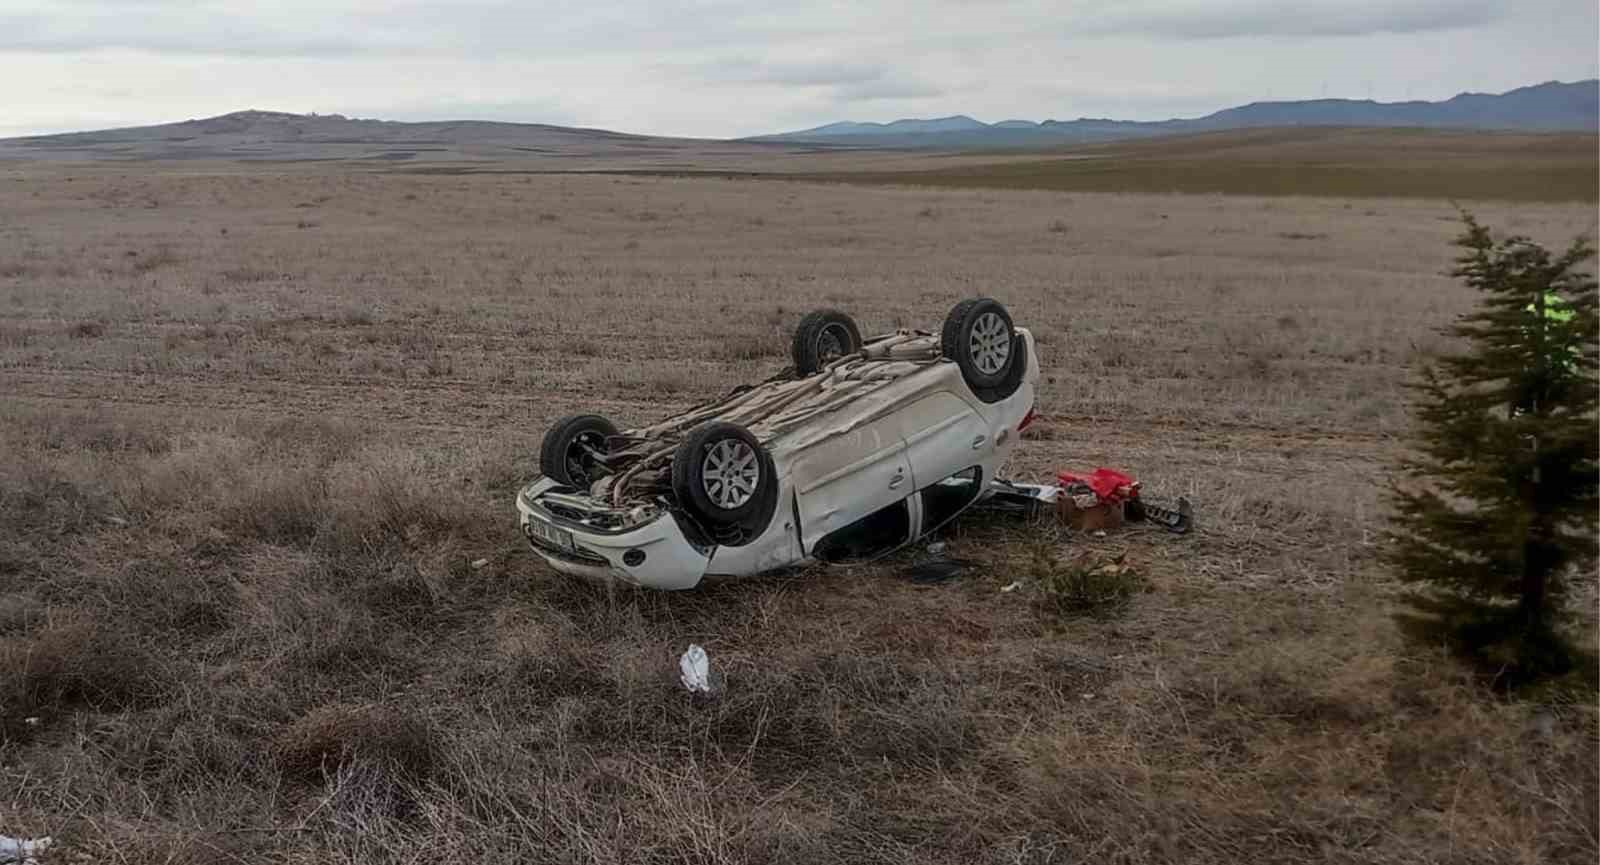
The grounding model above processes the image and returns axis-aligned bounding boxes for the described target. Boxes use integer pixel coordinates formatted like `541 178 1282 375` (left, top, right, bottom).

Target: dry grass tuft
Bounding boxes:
68 320 105 339
130 244 182 274
0 618 163 738
1030 548 1147 617
274 702 438 785
708 332 785 362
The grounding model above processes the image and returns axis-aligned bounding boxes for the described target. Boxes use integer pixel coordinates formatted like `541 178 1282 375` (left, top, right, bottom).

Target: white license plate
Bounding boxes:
525 516 574 553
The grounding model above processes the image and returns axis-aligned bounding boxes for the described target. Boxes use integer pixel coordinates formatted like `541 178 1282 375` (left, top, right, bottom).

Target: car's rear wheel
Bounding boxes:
539 414 619 489
941 297 1016 390
671 422 778 544
792 309 863 376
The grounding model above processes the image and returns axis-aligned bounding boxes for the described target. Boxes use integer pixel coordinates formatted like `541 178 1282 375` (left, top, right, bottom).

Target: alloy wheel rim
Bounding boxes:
701 439 760 509
969 312 1011 375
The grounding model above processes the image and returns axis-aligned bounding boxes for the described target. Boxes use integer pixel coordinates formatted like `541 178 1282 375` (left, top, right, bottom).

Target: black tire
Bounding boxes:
671 422 778 541
941 298 1016 390
792 309 863 376
539 414 619 489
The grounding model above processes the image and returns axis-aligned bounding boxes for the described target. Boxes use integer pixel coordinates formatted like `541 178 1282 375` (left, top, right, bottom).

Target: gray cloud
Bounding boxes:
0 10 380 56
1079 0 1505 39
0 0 827 57
834 78 945 102
672 57 889 87
0 0 1594 139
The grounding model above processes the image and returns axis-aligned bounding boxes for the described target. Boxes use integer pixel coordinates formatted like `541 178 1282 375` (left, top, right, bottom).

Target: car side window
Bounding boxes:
811 499 911 563
920 466 982 534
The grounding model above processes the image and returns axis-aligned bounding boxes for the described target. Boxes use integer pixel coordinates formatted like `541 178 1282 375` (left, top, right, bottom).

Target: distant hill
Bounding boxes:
0 109 786 164
753 80 1600 149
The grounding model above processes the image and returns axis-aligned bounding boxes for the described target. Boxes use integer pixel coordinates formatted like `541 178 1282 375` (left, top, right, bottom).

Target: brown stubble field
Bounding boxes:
1 164 1597 864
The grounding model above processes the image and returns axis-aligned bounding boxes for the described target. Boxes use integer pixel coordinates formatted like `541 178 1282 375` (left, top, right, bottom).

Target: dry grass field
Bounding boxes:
792 129 1600 202
1 164 1597 863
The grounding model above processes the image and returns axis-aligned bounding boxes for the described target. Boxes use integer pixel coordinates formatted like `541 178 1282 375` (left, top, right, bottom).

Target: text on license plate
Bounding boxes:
525 516 574 552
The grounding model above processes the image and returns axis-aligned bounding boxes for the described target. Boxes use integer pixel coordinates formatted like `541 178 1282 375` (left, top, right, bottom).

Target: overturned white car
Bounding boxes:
516 298 1041 589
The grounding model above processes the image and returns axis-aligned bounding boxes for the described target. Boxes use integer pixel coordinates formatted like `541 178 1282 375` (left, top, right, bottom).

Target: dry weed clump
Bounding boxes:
1030 548 1148 617
67 320 105 339
275 702 438 785
0 617 164 739
129 243 182 274
708 331 785 362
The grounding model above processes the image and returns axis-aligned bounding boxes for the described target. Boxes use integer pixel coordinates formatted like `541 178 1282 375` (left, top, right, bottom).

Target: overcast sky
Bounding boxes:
2 0 1596 138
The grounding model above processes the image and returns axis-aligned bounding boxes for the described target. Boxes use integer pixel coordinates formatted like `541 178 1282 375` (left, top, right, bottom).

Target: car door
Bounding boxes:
894 390 992 494
791 415 912 554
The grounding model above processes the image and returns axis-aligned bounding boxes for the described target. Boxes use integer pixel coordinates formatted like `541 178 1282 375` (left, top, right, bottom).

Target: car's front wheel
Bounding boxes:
671 421 778 544
539 414 618 489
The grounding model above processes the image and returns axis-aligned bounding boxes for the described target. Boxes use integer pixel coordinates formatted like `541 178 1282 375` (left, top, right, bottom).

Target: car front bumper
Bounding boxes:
515 478 711 590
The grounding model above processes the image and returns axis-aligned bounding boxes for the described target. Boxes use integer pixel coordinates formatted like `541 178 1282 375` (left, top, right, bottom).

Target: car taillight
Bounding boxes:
1018 406 1037 432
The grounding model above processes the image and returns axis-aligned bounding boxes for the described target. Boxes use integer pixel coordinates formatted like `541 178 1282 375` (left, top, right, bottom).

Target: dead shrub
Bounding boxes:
337 307 375 327
0 618 164 736
710 332 783 362
130 244 181 274
360 567 439 625
1032 549 1146 617
228 467 329 546
69 320 106 339
274 702 437 785
31 408 172 455
219 266 278 284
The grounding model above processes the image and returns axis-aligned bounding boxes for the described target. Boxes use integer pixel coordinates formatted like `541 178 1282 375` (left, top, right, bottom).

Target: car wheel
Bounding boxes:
671 421 778 543
941 297 1015 390
792 309 863 376
539 414 619 489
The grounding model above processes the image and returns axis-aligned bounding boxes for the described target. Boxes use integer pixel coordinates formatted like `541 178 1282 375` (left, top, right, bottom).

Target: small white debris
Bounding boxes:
0 835 52 864
679 644 712 694
1092 530 1107 538
926 541 946 555
1000 581 1022 593
470 558 489 570
1080 693 1095 700
105 516 128 527
22 717 38 727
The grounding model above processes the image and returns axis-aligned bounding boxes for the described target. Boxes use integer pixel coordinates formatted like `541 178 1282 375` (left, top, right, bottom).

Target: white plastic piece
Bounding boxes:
679 644 712 694
1000 581 1022 593
0 835 53 864
470 558 489 569
926 541 947 555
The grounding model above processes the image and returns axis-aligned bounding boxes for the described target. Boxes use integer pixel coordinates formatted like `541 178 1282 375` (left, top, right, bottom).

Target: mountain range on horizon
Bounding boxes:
750 80 1600 148
1 79 1594 164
